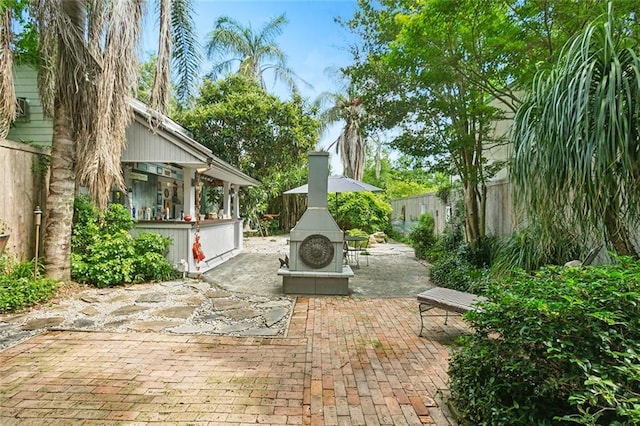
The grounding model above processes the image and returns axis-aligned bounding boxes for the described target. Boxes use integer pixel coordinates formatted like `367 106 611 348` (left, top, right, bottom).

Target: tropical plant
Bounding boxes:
71 198 176 287
0 257 58 313
408 213 436 260
148 0 200 111
449 257 640 425
27 0 142 280
205 14 305 95
512 4 640 257
335 192 391 234
315 80 368 180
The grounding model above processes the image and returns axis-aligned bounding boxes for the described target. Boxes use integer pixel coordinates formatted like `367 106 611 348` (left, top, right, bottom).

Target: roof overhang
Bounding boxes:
123 99 260 187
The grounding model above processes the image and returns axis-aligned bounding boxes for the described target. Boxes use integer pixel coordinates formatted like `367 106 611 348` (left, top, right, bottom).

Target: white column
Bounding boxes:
223 181 231 219
233 184 240 219
183 168 196 218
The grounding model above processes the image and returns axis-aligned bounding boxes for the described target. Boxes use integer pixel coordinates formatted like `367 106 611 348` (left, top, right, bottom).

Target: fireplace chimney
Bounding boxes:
307 152 328 209
279 151 353 294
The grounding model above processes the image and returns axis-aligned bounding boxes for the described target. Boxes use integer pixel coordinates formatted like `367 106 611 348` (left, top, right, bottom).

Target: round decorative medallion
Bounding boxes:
299 234 335 269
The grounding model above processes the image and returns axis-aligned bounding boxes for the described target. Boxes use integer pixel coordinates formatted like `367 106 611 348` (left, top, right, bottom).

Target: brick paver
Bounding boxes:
0 297 467 424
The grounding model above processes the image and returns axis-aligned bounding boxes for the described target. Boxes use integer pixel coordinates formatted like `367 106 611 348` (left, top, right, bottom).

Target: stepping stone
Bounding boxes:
110 305 149 316
258 300 292 309
263 307 289 327
239 328 281 337
180 296 205 306
80 295 100 303
108 294 133 303
152 306 195 319
136 293 165 303
168 324 215 334
216 322 253 333
128 321 180 332
81 307 100 316
198 313 223 322
220 308 261 321
0 331 33 348
22 317 65 330
187 282 210 292
213 300 249 311
73 319 95 329
104 319 130 329
205 289 232 299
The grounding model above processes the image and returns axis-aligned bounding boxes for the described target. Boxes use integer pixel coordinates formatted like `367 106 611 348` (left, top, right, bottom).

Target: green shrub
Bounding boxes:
134 233 172 256
426 221 465 263
72 195 100 253
335 192 391 234
427 222 495 293
0 259 58 313
71 198 177 287
492 224 581 274
449 257 640 425
102 203 135 234
408 213 436 260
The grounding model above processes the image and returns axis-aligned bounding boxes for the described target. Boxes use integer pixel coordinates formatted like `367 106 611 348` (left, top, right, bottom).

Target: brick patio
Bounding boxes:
0 297 468 425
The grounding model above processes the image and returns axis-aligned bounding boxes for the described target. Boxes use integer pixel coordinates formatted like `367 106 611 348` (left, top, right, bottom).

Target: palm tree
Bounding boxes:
148 0 200 112
512 5 640 257
316 85 368 180
205 14 305 94
32 0 143 279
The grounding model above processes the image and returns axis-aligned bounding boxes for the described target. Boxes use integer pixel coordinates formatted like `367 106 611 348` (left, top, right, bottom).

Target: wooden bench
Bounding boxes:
417 287 487 336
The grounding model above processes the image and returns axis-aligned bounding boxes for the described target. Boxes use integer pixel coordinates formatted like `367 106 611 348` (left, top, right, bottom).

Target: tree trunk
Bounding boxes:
43 101 76 281
463 181 482 249
604 204 638 257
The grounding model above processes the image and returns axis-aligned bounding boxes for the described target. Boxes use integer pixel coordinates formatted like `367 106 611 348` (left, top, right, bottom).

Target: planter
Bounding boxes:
0 234 9 255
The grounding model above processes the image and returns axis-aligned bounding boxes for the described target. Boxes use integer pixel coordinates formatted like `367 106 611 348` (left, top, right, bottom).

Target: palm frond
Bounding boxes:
149 0 171 113
512 5 640 255
0 7 16 139
170 0 200 105
75 0 143 209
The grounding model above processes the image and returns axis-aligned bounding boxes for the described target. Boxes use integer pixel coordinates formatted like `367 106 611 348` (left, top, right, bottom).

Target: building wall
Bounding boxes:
390 179 517 238
0 139 49 261
7 65 53 146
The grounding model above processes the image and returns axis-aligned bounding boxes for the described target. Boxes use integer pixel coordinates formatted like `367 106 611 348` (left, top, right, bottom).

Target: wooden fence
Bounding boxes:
0 139 49 262
390 179 517 237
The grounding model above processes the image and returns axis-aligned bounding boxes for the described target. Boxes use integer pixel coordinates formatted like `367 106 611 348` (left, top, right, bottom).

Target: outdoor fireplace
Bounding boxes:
278 152 353 294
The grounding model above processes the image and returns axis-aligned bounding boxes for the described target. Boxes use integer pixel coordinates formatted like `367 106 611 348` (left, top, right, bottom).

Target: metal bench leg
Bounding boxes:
418 303 434 337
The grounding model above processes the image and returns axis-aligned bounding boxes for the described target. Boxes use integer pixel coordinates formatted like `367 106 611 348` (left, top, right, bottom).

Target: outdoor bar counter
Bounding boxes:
118 99 259 276
133 218 244 275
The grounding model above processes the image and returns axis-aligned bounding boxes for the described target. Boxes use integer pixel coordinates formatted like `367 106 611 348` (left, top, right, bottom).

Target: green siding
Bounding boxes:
7 65 53 146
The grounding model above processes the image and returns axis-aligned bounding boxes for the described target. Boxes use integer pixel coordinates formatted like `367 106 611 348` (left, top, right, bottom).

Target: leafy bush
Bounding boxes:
492 224 581 274
426 221 465 263
449 257 640 425
0 258 58 313
71 197 177 287
335 192 391 234
408 213 436 259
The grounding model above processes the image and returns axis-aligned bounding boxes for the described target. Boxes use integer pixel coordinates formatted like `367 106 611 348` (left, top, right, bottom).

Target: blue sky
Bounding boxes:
142 0 359 173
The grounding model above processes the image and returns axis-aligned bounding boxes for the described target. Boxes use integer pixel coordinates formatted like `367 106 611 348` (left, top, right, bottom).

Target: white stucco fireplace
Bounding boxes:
278 152 353 294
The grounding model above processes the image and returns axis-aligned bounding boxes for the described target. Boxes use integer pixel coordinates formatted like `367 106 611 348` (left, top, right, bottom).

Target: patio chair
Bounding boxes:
344 236 369 268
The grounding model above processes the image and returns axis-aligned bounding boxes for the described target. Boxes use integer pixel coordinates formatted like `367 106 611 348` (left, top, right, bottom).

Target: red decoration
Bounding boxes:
192 235 205 262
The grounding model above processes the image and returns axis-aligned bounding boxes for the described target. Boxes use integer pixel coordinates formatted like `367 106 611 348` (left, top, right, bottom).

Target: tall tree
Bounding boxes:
345 0 509 247
316 81 368 180
512 5 640 257
32 0 142 279
205 14 305 95
176 74 320 226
